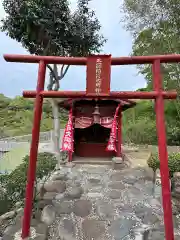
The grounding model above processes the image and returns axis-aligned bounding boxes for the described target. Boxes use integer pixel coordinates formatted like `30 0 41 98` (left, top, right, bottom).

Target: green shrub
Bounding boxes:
23 152 57 180
147 153 160 172
0 152 57 213
147 152 180 178
168 153 180 177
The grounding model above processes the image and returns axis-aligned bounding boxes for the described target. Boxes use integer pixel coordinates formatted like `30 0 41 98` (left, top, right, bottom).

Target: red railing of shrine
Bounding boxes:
3 53 179 240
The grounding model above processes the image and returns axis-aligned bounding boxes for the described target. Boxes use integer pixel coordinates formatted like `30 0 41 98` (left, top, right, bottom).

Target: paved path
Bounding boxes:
47 164 180 240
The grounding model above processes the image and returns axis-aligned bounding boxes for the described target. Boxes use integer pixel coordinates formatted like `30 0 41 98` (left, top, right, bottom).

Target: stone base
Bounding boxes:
112 157 128 170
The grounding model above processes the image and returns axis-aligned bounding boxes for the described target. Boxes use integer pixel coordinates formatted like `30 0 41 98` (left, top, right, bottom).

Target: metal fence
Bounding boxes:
0 131 53 144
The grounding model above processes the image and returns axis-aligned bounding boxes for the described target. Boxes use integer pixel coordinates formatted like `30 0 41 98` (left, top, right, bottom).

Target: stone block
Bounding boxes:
38 199 52 210
54 201 74 214
87 192 104 199
82 219 106 239
0 211 16 221
112 157 127 170
43 192 57 200
51 172 68 181
73 200 92 217
41 205 56 226
65 186 83 199
109 218 136 239
108 182 126 190
96 201 115 219
108 190 122 199
44 180 66 193
35 222 48 236
112 157 123 163
174 172 180 179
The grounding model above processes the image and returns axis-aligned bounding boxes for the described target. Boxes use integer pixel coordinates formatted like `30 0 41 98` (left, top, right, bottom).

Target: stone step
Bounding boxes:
73 158 112 165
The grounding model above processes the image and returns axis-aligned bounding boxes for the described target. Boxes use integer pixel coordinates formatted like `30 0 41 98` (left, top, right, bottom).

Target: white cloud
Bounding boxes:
68 0 77 11
0 1 5 26
0 1 5 16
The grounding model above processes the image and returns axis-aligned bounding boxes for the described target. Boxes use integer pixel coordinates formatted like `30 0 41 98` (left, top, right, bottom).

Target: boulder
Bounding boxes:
15 202 22 209
51 171 68 181
41 205 56 226
0 211 16 221
54 201 74 215
44 180 66 193
65 186 83 199
73 200 92 217
43 192 58 200
82 219 106 239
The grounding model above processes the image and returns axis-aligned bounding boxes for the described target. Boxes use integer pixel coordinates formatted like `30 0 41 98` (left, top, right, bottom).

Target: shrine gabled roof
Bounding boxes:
57 98 136 111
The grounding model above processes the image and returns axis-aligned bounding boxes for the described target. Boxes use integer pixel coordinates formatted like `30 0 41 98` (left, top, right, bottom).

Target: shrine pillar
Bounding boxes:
116 108 122 157
68 151 73 162
51 100 61 167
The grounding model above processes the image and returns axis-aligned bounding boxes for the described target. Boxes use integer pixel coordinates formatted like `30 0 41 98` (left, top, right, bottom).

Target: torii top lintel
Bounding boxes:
3 53 178 100
4 53 180 65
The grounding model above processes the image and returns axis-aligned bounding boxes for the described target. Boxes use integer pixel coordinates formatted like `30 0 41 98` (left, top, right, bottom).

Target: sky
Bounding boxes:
0 0 146 98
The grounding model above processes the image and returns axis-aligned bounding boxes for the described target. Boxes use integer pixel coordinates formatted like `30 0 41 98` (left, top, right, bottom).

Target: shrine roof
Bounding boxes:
57 98 136 111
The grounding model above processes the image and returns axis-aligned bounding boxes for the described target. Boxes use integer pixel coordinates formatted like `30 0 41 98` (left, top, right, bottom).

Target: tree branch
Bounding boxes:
61 65 65 76
47 64 59 82
59 65 70 80
47 64 70 90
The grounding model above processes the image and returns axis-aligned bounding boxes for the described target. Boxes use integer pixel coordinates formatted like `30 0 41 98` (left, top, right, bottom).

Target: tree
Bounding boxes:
1 0 106 164
120 0 180 146
121 0 180 92
132 24 180 90
121 0 180 36
8 96 34 110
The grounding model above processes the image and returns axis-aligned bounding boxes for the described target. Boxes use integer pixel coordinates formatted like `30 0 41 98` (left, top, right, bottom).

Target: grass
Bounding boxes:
0 143 30 173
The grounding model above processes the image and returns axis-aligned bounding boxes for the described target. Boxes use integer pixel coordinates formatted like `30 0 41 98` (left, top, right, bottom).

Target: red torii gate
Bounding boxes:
3 53 179 240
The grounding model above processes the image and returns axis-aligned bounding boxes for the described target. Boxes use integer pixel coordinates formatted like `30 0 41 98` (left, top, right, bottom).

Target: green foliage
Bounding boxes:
1 0 106 57
123 100 156 144
168 153 180 178
121 0 180 38
0 188 12 215
6 152 56 202
121 0 180 147
132 24 180 92
0 152 57 214
0 95 67 137
147 152 180 178
123 100 180 145
147 153 160 172
23 152 57 180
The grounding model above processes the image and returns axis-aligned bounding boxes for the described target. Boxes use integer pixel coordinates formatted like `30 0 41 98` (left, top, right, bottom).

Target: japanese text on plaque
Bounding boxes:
95 58 102 94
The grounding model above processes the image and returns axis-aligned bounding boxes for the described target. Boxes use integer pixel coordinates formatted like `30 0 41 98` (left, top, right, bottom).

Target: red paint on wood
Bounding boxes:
116 109 122 157
153 60 174 240
68 151 73 162
23 90 177 99
86 55 111 96
4 53 180 64
75 142 115 158
21 61 46 239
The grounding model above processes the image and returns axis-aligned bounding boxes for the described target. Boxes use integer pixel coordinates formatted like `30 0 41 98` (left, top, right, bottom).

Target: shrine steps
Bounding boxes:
72 157 112 165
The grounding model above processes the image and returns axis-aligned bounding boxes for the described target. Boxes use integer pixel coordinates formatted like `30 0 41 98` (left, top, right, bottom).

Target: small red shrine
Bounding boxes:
59 98 136 160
